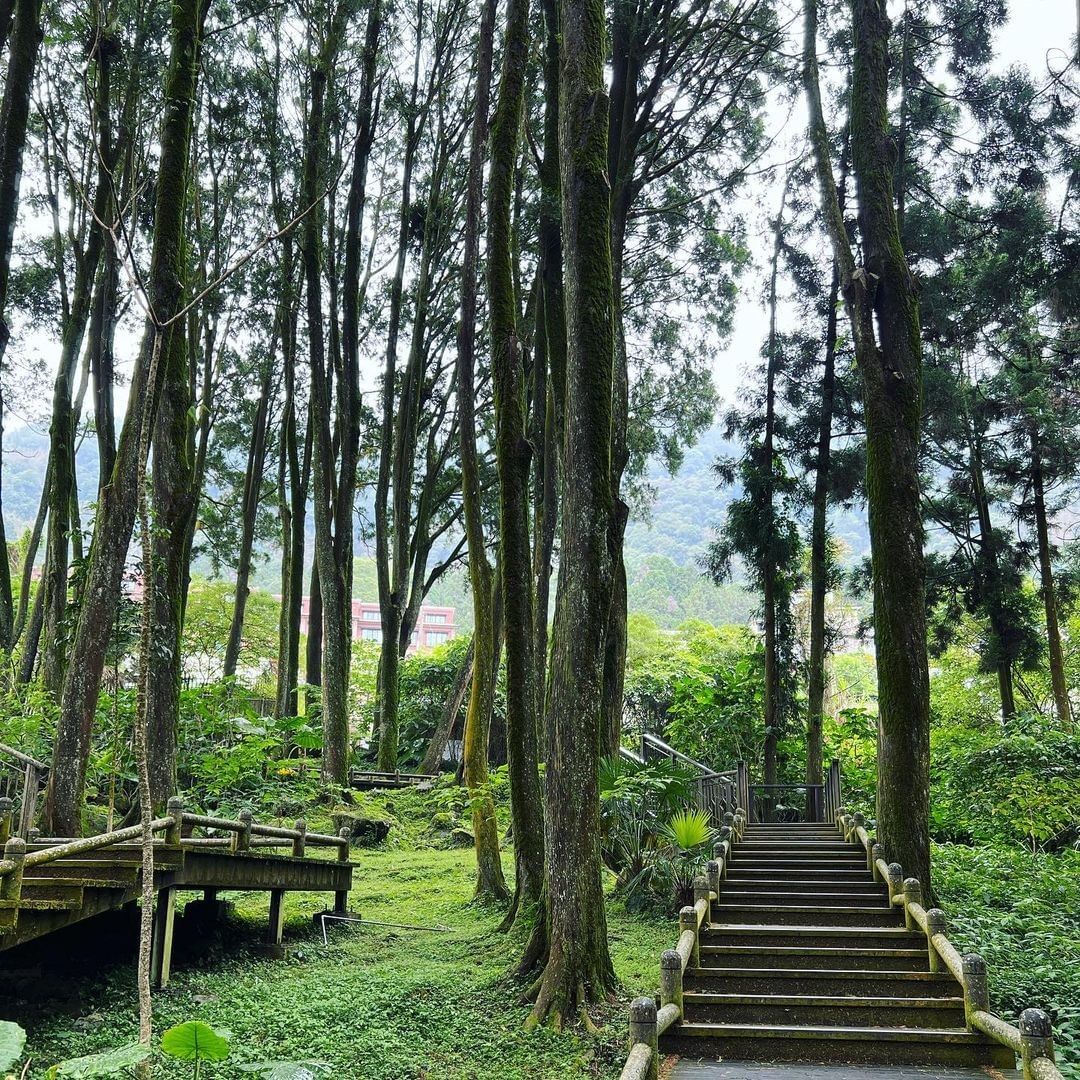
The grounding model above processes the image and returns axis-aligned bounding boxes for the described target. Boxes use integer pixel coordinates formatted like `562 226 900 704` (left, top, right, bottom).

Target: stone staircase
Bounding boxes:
662 821 1016 1068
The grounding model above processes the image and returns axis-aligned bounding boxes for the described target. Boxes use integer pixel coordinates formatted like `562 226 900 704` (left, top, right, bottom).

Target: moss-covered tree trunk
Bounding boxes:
45 0 208 836
457 0 509 904
806 260 840 787
488 0 547 933
0 0 44 652
1030 431 1072 729
805 0 931 888
525 0 617 1023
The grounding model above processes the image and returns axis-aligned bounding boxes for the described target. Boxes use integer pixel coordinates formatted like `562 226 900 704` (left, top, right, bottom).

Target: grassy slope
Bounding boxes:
22 847 670 1078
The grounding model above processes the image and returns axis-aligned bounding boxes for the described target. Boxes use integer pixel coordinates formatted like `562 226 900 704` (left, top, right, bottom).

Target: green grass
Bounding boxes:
18 848 671 1078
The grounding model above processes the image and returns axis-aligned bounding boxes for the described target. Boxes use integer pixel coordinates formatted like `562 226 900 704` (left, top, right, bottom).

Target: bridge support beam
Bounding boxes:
151 886 176 989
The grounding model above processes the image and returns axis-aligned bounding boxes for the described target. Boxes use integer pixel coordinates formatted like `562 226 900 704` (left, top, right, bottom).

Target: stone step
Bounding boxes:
721 878 883 893
713 904 902 927
737 841 857 850
681 992 966 1029
725 868 874 882
700 944 929 971
728 858 869 871
703 924 923 950
661 1022 1016 1069
718 890 889 908
685 966 959 998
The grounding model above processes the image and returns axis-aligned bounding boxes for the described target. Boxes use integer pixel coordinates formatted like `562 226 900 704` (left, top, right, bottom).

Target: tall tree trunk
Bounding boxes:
45 0 208 836
42 27 117 694
0 0 44 652
804 0 931 889
223 361 273 678
375 4 423 773
420 637 474 775
13 461 47 645
488 0 545 924
1030 430 1072 728
525 0 617 1020
459 0 509 903
806 259 841 787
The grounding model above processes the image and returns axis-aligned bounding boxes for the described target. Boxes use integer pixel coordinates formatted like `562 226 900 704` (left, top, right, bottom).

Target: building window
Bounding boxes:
426 612 447 624
361 627 382 642
426 630 449 646
363 609 380 620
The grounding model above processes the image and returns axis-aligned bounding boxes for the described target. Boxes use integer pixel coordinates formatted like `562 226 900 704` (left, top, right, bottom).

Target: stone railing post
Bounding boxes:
1019 1008 1056 1079
659 949 683 1017
706 859 720 902
886 862 903 905
925 908 947 973
694 875 711 925
679 905 699 968
961 953 989 1031
1 837 26 904
628 997 659 1080
292 819 307 858
165 797 183 847
903 878 922 931
870 843 883 882
233 809 253 853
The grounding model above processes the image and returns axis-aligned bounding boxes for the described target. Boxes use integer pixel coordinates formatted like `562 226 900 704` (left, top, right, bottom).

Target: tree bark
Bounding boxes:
488 0 545 924
0 0 45 652
45 0 208 836
1030 430 1072 728
526 0 617 1021
804 0 931 889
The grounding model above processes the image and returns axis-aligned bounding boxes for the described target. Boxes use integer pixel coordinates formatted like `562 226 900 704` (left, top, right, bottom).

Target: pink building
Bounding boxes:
299 598 456 654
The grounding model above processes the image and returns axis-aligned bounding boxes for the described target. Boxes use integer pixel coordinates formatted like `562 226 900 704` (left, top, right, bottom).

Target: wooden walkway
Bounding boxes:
0 798 353 987
670 1063 1020 1078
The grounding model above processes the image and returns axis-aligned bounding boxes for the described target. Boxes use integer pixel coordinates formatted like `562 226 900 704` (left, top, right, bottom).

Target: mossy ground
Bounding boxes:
12 846 670 1078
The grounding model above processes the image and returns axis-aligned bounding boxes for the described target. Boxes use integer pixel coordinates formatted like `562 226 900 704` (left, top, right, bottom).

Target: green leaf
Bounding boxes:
52 1043 153 1077
0 1020 26 1071
238 1061 332 1079
161 1021 231 1063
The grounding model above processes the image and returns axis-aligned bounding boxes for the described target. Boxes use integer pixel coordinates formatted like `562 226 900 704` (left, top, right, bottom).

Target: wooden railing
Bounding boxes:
0 796 350 916
0 743 47 839
618 807 747 1080
627 734 741 826
836 807 1064 1080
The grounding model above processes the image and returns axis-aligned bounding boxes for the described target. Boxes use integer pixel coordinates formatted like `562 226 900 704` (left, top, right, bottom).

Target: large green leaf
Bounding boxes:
48 1043 152 1078
0 1021 26 1071
161 1022 231 1063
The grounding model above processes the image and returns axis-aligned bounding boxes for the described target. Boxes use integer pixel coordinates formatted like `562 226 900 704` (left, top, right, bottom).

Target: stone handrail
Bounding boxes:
618 807 747 1080
836 808 1064 1080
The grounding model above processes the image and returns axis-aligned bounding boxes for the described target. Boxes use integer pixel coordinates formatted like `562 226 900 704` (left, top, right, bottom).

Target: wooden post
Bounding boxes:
1019 1008 1056 1079
151 886 177 988
267 888 286 946
961 953 989 1031
334 827 350 913
233 809 252 853
694 874 711 926
925 908 947 973
903 878 922 930
292 819 307 858
18 764 38 838
165 796 183 847
679 905 699 968
1 837 25 903
659 948 683 1017
628 997 658 1080
0 798 12 846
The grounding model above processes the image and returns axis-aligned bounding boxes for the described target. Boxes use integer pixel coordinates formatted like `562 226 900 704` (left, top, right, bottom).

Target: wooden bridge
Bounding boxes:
0 796 353 988
619 761 1064 1080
